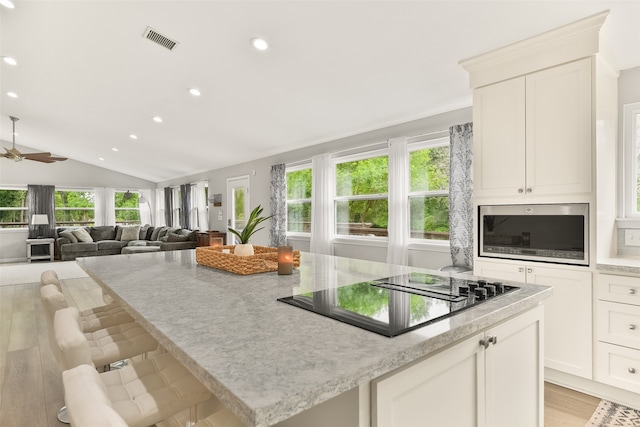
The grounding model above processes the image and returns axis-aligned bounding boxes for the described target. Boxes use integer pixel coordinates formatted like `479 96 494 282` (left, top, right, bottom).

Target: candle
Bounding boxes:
210 237 223 249
277 246 293 275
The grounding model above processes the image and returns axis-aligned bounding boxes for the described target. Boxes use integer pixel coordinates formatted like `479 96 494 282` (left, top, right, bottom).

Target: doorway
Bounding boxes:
226 175 250 245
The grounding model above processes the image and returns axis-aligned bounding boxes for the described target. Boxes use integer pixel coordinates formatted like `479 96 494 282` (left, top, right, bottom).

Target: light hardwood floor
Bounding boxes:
1 277 601 427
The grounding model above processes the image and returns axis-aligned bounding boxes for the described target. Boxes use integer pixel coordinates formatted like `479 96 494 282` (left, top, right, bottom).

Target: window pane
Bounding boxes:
55 210 95 226
55 191 94 208
287 169 312 199
55 191 94 226
233 187 246 230
115 191 139 208
336 199 388 237
410 196 450 240
287 202 311 232
336 156 388 196
115 192 140 225
410 146 450 192
0 189 28 228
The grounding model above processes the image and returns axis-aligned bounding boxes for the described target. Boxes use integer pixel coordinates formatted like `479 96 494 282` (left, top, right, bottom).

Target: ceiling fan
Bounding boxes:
1 116 68 163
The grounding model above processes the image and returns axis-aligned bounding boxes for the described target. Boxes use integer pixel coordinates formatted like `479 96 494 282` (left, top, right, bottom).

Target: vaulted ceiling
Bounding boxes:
1 1 639 182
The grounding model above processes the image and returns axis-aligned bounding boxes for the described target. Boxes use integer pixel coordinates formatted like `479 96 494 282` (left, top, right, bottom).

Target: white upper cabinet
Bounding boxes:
473 58 592 201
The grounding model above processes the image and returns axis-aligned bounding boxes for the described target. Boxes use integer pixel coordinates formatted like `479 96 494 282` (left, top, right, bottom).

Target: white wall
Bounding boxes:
0 149 154 262
157 107 472 270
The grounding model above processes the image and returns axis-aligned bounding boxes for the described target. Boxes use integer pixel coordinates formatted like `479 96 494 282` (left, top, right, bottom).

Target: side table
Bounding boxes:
26 238 55 262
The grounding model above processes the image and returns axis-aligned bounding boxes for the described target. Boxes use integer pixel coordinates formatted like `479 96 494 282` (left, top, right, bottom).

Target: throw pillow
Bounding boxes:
115 226 124 241
72 228 93 243
59 230 78 243
120 225 141 241
166 232 189 242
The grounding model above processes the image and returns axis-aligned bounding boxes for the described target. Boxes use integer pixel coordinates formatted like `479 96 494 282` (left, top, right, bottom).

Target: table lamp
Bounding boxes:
31 214 49 238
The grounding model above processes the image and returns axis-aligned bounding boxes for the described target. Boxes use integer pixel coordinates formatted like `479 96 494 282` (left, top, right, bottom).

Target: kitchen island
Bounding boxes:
77 250 552 427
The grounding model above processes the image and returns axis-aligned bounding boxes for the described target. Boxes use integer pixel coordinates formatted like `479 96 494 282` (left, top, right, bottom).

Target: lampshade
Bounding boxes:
31 214 49 225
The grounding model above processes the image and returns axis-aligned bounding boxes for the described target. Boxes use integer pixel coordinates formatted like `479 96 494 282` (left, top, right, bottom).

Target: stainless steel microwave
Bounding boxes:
478 203 589 266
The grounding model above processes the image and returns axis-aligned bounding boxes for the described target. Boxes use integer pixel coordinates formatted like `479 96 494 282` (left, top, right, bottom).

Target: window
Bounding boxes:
115 191 141 225
55 190 95 226
335 152 389 237
0 188 28 228
286 166 312 233
409 138 450 240
624 102 640 217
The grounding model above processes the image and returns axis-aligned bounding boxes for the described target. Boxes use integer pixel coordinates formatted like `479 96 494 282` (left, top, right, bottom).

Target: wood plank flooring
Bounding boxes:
0 276 602 426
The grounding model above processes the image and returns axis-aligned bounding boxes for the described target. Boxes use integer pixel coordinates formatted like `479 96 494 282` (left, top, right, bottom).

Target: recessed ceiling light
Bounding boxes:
2 56 17 66
152 116 163 123
129 134 138 140
99 157 105 161
0 0 15 9
112 148 119 152
251 37 269 51
189 88 201 96
6 91 17 98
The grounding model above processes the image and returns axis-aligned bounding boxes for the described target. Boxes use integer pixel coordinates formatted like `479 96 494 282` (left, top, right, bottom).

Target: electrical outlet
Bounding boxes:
217 209 223 221
625 229 640 247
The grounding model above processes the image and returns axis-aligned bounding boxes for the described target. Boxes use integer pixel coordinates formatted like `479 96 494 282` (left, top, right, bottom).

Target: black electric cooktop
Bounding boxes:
277 272 519 337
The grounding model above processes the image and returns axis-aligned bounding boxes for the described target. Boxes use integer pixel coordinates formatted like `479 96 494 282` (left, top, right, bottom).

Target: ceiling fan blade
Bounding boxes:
25 157 56 164
46 156 68 161
22 152 52 158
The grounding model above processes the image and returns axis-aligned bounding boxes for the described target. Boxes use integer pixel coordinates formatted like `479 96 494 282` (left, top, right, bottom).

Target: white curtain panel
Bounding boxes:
309 153 335 255
104 188 116 226
449 123 474 268
191 182 209 231
154 188 165 227
138 188 152 225
93 187 106 226
386 137 409 265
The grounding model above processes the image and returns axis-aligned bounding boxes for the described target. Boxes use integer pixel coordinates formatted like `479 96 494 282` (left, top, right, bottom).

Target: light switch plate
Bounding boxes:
217 209 223 221
625 229 640 247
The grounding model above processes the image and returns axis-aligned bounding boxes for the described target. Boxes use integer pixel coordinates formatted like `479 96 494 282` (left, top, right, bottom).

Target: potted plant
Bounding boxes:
228 205 272 256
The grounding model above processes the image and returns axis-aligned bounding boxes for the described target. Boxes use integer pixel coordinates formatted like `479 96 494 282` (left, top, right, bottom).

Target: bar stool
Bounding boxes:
58 316 212 427
40 270 134 332
40 284 133 333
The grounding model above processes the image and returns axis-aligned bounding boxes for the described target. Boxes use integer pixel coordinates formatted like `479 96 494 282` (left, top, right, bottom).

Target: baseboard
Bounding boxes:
0 257 28 264
545 368 640 410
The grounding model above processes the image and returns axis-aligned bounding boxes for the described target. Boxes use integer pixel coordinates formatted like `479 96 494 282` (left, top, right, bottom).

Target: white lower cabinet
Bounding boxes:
371 306 543 427
474 259 592 379
596 273 640 394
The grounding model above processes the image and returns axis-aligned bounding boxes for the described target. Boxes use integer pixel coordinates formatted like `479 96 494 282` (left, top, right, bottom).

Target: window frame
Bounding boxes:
286 163 313 236
333 148 389 240
0 187 28 229
114 190 141 225
623 101 640 218
55 188 95 227
407 136 451 243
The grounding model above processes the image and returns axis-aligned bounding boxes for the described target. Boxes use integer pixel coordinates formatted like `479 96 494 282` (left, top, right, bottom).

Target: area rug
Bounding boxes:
587 399 640 426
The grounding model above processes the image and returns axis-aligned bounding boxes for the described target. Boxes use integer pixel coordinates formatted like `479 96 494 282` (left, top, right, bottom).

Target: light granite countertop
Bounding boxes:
597 257 640 275
77 250 551 427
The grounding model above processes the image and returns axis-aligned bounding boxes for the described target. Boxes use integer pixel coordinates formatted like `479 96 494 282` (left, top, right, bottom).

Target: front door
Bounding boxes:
226 175 250 245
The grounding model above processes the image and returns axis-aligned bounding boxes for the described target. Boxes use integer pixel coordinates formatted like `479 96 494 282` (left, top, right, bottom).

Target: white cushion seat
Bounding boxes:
55 307 158 370
63 354 211 427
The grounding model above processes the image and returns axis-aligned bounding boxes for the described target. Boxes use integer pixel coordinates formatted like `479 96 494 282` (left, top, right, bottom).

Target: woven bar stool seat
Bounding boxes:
63 355 212 427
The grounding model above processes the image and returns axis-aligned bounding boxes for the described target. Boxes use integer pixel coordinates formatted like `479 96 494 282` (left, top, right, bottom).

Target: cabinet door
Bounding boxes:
528 266 592 378
473 77 526 199
474 259 526 283
525 58 592 196
486 306 544 427
372 333 485 427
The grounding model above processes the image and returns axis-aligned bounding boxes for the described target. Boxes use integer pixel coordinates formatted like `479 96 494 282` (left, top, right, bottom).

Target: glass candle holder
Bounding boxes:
277 246 293 275
210 237 223 249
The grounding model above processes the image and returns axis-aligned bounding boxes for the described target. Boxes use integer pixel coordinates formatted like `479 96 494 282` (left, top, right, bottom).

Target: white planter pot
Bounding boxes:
234 243 254 256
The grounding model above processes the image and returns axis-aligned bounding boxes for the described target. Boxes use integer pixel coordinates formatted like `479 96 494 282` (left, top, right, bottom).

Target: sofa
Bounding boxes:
55 225 198 261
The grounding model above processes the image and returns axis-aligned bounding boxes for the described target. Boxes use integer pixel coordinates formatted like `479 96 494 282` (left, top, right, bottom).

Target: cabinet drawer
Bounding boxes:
597 301 640 350
597 274 640 305
596 342 640 394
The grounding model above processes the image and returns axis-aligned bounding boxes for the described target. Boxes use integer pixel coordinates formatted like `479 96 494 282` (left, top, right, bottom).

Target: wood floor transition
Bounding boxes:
0 275 601 426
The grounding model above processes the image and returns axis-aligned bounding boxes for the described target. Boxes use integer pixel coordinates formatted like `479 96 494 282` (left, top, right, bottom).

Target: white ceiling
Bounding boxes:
1 1 639 183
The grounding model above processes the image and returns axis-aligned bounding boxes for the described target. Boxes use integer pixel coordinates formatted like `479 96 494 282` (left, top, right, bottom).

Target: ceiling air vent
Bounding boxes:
142 26 179 51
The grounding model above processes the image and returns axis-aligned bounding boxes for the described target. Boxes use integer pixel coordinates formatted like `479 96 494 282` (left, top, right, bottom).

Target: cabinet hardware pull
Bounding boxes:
630 289 637 295
526 188 532 193
518 188 524 193
527 268 533 273
630 324 637 330
518 267 524 273
489 336 498 345
480 336 498 349
629 367 636 374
